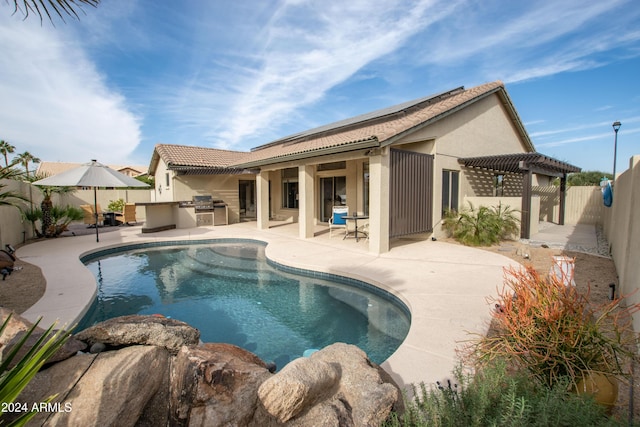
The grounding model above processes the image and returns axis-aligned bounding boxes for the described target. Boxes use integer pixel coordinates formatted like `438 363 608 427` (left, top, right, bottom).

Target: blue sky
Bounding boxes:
1 0 639 174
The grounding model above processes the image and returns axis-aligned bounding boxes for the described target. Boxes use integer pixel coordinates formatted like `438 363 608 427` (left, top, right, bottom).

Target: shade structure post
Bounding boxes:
94 186 99 242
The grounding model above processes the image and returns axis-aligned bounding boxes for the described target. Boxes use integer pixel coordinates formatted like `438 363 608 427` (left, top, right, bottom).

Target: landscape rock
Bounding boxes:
0 307 36 347
257 356 340 422
310 343 400 426
14 345 169 427
170 343 272 426
253 343 400 426
0 308 85 368
74 314 200 353
6 311 401 427
1 330 86 368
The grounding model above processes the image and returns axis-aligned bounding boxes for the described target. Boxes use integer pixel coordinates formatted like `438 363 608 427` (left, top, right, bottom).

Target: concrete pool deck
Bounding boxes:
16 221 520 391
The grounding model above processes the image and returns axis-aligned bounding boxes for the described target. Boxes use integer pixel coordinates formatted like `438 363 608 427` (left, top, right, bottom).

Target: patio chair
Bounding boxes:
358 222 370 241
115 203 137 225
80 204 103 227
329 206 349 238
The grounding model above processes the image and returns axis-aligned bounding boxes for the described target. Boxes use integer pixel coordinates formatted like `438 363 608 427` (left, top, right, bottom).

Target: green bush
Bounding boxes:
384 361 626 427
107 198 125 213
442 202 519 246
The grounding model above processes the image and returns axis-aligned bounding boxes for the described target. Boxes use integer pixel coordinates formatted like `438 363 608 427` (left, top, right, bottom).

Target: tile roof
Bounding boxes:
150 144 251 174
233 81 531 168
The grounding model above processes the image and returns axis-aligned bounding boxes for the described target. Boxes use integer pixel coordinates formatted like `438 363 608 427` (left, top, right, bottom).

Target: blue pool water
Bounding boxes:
79 240 410 367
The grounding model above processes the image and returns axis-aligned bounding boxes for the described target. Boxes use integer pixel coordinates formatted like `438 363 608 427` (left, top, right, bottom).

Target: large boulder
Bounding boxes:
0 308 85 368
257 357 340 422
74 315 200 353
170 343 272 426
253 343 400 426
0 307 35 347
13 345 169 427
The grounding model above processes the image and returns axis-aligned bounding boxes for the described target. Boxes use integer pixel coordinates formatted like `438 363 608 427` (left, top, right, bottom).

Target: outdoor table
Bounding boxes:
102 212 121 226
342 215 369 242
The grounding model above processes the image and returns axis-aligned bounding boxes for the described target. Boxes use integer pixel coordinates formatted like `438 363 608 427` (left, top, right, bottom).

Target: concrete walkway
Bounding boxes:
525 222 609 257
17 222 520 391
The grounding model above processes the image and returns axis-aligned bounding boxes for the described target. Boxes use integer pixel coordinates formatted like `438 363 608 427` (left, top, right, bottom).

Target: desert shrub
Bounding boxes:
442 202 519 246
468 266 639 390
384 361 623 427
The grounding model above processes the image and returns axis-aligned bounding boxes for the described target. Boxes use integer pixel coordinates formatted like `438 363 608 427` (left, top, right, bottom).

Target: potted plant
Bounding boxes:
469 265 639 412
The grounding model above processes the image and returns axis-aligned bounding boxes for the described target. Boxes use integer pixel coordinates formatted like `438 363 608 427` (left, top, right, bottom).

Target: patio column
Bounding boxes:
256 170 269 230
558 174 567 225
369 149 390 254
299 164 315 239
520 170 532 239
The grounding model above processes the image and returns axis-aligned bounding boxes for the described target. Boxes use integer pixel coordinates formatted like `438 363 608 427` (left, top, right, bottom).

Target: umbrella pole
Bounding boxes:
94 187 99 242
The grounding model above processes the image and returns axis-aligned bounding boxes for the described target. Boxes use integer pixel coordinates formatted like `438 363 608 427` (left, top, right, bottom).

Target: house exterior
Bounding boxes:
147 81 580 253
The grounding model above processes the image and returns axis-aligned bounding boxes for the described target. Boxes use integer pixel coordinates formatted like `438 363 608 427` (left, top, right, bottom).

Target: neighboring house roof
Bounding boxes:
36 161 148 178
233 81 534 168
149 144 252 175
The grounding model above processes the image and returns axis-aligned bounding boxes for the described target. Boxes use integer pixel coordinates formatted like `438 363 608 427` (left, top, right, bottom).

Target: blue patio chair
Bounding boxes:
329 206 349 237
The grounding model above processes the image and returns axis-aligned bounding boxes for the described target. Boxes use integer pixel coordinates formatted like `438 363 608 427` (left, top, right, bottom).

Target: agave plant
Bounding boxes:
0 315 72 426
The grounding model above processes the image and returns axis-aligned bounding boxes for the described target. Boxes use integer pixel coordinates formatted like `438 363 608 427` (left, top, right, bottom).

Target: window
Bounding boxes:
282 168 298 209
363 163 370 216
442 170 459 215
494 174 505 197
165 173 170 188
317 161 346 171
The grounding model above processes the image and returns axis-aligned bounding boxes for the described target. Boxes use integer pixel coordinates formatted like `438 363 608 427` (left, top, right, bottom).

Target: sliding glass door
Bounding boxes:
320 176 346 222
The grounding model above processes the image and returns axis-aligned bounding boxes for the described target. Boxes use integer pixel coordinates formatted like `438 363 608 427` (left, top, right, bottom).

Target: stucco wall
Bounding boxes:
0 180 150 248
603 155 640 332
172 173 257 224
533 186 603 225
394 93 531 230
153 159 174 202
0 179 33 248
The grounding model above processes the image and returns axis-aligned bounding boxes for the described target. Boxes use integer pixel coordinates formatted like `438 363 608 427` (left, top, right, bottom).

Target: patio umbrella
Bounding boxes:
33 160 150 242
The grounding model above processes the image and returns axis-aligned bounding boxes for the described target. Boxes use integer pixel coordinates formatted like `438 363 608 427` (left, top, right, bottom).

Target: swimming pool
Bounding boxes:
79 240 410 367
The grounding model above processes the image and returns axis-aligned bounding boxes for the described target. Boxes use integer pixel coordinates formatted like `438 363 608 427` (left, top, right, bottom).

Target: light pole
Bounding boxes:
612 121 621 182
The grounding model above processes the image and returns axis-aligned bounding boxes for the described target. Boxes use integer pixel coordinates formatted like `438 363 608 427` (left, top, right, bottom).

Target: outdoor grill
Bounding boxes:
192 196 227 226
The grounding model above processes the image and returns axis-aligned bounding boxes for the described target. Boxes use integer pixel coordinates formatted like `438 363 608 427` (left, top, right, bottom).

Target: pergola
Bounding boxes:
458 152 581 239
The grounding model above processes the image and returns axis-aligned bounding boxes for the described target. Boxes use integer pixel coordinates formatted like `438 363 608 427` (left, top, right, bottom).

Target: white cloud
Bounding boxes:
0 13 141 163
159 0 459 149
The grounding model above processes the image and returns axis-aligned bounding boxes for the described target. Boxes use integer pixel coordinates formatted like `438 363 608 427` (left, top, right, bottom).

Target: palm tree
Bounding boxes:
0 140 15 167
37 183 76 237
15 151 40 179
8 0 99 23
0 163 28 209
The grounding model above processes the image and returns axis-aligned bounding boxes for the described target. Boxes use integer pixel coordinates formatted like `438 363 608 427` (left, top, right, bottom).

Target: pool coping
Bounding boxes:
16 222 519 391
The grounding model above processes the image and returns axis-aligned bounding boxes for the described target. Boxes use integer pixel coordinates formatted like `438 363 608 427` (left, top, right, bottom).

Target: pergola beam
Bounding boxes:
459 152 581 239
